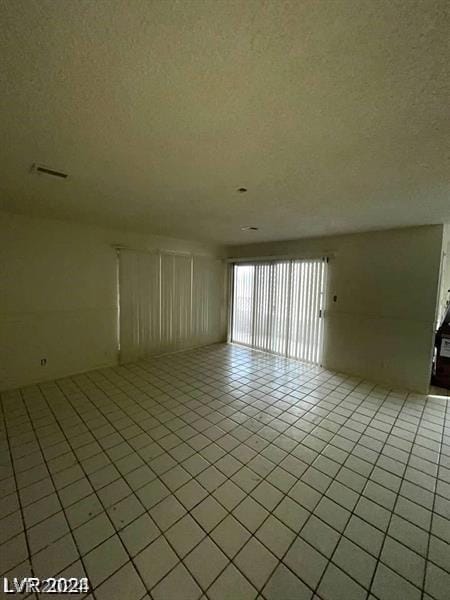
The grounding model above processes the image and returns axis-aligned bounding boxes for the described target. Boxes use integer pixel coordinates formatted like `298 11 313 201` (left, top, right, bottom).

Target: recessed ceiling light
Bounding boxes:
241 226 259 231
237 187 248 193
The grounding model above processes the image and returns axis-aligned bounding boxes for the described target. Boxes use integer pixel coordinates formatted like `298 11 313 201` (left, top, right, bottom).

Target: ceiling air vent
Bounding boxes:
31 163 68 179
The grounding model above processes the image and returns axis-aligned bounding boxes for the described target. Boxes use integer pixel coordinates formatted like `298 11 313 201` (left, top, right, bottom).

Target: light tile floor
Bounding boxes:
1 343 449 600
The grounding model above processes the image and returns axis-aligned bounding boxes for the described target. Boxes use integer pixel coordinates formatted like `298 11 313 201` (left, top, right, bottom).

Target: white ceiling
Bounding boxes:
1 0 449 245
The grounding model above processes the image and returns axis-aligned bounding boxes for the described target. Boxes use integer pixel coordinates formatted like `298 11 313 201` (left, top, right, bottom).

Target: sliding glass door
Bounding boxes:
231 258 327 364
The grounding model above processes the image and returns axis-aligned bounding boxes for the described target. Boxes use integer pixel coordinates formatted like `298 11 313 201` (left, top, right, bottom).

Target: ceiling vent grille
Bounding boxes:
31 163 68 179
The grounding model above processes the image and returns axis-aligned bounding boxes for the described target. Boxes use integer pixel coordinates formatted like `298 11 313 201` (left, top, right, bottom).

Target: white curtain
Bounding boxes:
231 258 327 364
119 249 224 363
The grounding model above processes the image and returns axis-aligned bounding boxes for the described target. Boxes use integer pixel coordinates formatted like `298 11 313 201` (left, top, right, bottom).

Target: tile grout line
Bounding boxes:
326 390 414 600
0 393 38 593
17 386 94 600
1 345 448 600
78 350 380 597
420 393 449 600
0 380 446 592
2 390 443 545
365 391 430 600
264 382 411 599
2 388 445 581
92 367 397 598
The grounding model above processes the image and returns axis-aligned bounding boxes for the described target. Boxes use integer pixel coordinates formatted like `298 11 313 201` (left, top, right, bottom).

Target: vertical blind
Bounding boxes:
231 258 327 364
119 249 223 363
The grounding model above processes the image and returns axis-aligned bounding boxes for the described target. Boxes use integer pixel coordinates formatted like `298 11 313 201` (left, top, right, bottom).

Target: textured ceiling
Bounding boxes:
1 0 449 244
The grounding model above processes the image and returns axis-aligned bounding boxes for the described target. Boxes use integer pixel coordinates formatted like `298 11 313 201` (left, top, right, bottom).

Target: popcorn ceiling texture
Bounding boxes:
0 0 449 244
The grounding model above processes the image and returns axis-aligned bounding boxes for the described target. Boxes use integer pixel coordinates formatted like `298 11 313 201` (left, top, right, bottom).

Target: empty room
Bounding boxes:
1 1 449 600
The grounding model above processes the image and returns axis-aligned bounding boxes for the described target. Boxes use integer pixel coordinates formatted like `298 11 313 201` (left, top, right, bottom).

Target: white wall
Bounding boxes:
228 225 444 393
0 211 227 391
